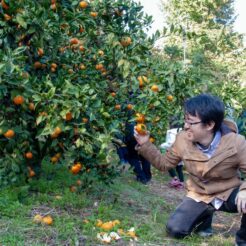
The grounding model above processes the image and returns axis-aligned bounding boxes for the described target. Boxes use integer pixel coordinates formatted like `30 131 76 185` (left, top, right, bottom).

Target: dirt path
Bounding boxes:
148 177 241 237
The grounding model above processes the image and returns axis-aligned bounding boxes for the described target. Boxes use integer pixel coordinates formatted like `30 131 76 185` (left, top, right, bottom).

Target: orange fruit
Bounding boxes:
51 156 58 163
70 38 79 45
151 84 159 92
29 169 36 177
70 185 77 192
70 163 82 174
34 61 42 69
25 152 33 159
42 215 53 225
37 48 44 57
68 68 73 74
51 67 56 72
101 221 114 230
149 137 155 143
13 95 25 105
51 63 57 69
1 0 9 10
95 64 104 70
29 102 35 111
115 104 121 110
111 92 116 97
4 129 15 138
79 64 86 70
96 219 103 227
90 11 98 17
54 127 62 135
79 1 88 8
126 104 133 110
4 14 11 21
79 45 85 52
50 3 56 10
120 36 132 47
82 117 88 123
98 50 104 56
76 179 82 186
79 26 85 33
135 113 145 123
135 123 147 135
51 0 56 3
65 112 72 121
167 95 174 102
137 76 148 88
33 214 43 223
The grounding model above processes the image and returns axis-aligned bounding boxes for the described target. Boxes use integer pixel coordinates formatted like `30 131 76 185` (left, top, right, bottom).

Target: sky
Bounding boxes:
139 0 246 42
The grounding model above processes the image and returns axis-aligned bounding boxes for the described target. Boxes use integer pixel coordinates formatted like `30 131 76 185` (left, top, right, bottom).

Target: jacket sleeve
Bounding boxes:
136 140 182 172
237 135 246 191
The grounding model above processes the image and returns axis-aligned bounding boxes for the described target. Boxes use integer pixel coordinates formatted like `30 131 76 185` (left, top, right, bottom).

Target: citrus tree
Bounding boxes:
0 0 178 186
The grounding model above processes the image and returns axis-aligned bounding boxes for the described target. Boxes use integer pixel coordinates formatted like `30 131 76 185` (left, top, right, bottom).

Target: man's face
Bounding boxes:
184 113 207 143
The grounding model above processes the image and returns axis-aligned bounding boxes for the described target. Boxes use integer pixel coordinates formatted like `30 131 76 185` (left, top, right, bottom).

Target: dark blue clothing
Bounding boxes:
125 122 152 183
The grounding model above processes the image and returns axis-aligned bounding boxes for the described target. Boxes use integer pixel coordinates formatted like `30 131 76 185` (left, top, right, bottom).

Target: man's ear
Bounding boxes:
206 121 215 131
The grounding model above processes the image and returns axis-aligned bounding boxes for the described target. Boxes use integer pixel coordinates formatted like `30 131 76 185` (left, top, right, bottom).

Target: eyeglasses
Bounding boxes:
184 120 202 126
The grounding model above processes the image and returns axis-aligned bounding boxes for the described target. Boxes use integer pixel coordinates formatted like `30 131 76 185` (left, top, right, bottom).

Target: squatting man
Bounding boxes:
134 94 246 246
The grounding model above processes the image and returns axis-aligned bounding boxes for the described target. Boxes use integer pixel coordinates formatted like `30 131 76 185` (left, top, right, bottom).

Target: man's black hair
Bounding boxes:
184 94 225 132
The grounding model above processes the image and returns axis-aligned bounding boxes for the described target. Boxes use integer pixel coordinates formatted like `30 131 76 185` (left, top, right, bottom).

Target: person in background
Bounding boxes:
125 121 152 185
112 133 129 172
160 127 184 189
134 94 246 246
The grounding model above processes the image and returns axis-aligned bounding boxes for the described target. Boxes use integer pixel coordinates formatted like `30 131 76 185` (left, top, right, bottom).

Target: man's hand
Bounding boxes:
134 127 150 146
235 190 246 213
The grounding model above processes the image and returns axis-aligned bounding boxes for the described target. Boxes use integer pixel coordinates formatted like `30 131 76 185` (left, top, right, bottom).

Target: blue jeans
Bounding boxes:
166 187 246 244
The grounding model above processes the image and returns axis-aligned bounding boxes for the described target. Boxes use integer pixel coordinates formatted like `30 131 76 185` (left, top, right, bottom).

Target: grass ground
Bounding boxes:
0 162 238 246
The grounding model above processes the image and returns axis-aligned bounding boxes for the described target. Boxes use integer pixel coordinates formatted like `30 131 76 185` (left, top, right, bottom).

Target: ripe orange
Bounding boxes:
70 185 77 192
42 215 53 225
70 163 82 174
54 127 62 135
34 61 42 69
37 48 44 56
90 11 98 17
4 129 15 138
65 112 72 121
149 137 155 143
82 117 88 123
101 221 114 230
79 45 85 51
79 1 88 8
51 63 57 69
1 0 9 10
95 64 104 70
29 169 36 177
135 113 145 123
50 3 56 10
115 104 121 110
25 152 33 159
51 0 56 3
79 26 85 33
126 104 133 110
137 76 148 88
13 95 25 105
120 36 132 47
135 123 147 135
29 102 35 111
70 38 79 45
167 95 174 102
111 92 116 97
151 84 159 92
4 14 11 21
51 156 58 163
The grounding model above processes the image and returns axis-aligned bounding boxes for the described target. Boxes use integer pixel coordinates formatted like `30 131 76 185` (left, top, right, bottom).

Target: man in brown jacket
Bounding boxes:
134 94 246 246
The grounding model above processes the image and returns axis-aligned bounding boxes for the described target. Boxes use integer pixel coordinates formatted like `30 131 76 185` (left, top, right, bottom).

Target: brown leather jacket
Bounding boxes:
137 120 246 203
